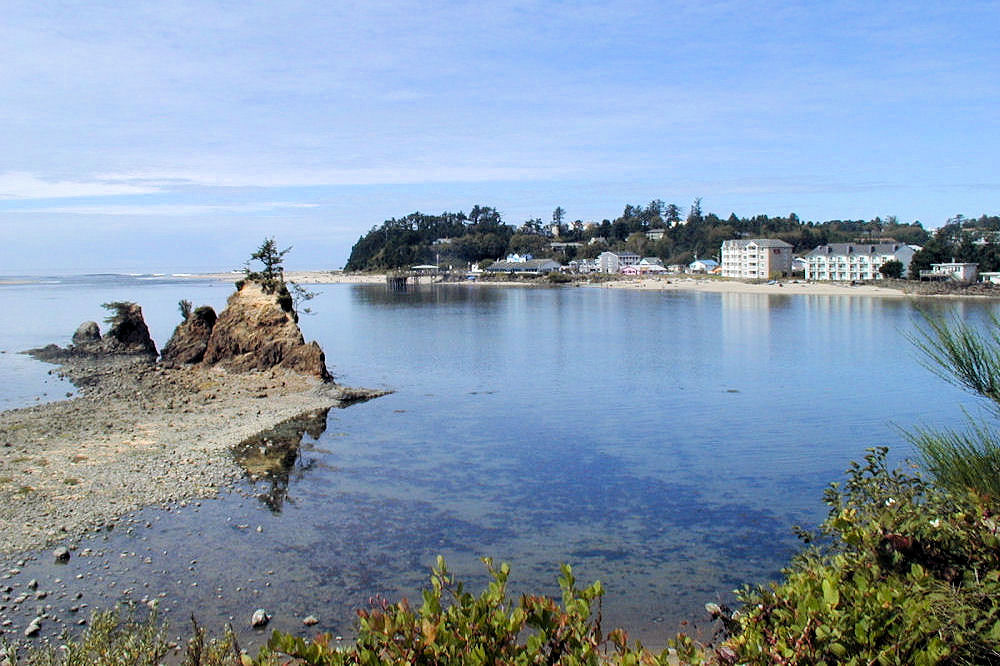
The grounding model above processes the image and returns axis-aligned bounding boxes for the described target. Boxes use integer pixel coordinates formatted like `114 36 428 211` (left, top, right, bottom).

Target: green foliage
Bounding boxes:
11 607 170 665
101 301 136 325
244 238 291 293
262 557 673 665
879 259 904 279
910 215 1000 278
905 312 1000 496
178 299 193 320
727 447 1000 665
345 203 939 272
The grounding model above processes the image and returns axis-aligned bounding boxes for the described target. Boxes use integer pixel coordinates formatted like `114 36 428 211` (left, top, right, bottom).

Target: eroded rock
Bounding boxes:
72 321 101 346
203 281 330 380
162 306 217 365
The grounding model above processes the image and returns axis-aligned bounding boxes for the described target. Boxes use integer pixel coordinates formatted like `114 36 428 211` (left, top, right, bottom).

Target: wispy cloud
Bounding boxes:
0 172 162 199
13 201 320 216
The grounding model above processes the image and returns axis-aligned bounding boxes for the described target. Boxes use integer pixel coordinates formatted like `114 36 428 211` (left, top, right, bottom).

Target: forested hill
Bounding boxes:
344 201 937 271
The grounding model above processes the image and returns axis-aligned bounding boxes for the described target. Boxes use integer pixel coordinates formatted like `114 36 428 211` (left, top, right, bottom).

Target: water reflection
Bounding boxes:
232 408 331 512
354 283 503 308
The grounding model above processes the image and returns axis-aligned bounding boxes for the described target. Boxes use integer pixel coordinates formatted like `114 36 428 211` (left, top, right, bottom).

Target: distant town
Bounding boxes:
346 203 1000 285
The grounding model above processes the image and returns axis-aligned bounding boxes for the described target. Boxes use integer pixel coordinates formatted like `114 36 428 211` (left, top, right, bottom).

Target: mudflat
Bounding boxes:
0 354 381 555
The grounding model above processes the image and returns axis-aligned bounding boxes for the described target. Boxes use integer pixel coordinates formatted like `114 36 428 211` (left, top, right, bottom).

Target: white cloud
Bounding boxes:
0 172 162 199
94 164 577 189
14 201 320 216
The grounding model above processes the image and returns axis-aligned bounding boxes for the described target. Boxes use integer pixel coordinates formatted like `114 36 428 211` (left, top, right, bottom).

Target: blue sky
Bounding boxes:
1 1 997 273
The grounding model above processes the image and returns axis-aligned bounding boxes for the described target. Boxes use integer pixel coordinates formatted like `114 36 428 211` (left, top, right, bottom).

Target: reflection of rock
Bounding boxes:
161 306 217 365
232 408 331 512
203 281 331 380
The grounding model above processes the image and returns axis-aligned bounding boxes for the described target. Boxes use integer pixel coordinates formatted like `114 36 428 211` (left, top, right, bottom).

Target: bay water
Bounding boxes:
0 276 991 647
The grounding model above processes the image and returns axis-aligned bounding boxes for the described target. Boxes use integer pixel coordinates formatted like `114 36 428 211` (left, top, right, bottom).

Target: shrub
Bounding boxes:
723 448 1000 665
260 557 675 665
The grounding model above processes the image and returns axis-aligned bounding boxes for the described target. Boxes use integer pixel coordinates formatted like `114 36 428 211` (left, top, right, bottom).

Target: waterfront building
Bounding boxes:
597 251 641 273
689 258 719 274
720 239 793 279
804 242 916 281
486 258 561 275
920 262 979 283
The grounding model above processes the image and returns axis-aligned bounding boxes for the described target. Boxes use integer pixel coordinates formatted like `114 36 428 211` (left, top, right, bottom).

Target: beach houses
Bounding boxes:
720 239 793 279
804 242 916 280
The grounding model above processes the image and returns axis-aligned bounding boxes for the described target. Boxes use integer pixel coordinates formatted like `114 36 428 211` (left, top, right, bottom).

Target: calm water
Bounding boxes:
0 276 992 647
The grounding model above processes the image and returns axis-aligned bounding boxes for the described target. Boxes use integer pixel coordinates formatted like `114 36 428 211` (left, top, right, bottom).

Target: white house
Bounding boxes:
597 251 641 273
921 262 979 283
720 239 794 279
804 242 916 280
486 258 561 275
689 258 719 274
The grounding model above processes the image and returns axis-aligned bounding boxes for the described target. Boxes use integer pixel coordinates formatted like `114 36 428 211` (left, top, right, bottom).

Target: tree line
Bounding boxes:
344 200 989 273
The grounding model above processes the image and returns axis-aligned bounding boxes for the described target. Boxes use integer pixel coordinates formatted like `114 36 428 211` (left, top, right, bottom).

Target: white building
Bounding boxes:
921 262 979 283
597 251 641 273
804 242 916 281
720 239 794 279
689 258 719 274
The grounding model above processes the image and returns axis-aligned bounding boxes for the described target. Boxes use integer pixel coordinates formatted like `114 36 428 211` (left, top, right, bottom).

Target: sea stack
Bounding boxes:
201 281 331 380
161 306 217 365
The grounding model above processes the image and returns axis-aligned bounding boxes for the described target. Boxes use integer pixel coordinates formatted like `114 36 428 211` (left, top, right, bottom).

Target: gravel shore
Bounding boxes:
0 353 385 555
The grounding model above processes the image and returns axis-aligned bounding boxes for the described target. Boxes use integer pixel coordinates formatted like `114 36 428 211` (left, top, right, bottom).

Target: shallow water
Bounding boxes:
0 277 993 649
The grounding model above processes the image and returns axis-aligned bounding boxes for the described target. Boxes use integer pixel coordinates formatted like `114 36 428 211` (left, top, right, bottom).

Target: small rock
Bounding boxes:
250 608 270 628
303 615 319 626
27 579 38 590
53 546 71 562
24 617 42 637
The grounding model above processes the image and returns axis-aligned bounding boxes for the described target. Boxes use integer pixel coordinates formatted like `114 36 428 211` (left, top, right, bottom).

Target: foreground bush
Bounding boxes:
260 557 675 665
725 447 1000 665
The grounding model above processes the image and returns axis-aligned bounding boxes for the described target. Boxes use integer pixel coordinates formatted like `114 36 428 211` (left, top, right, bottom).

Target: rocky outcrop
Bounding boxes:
29 303 157 362
72 321 101 346
202 281 331 380
97 302 158 357
161 306 217 365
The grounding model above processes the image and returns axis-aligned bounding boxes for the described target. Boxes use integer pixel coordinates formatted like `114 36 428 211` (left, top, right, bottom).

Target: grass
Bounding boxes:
9 608 170 666
906 421 1000 497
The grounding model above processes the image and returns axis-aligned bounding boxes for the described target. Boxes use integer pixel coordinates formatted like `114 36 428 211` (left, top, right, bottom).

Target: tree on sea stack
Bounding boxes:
243 237 291 294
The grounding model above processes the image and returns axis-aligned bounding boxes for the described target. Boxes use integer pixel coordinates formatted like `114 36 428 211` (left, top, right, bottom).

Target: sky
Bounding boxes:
0 1 997 274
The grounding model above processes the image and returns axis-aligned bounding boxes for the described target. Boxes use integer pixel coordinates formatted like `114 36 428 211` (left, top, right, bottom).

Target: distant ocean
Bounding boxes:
0 275 992 647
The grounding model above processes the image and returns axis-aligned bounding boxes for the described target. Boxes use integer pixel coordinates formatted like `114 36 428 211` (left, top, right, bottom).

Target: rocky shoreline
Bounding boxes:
0 277 388 558
0 352 385 556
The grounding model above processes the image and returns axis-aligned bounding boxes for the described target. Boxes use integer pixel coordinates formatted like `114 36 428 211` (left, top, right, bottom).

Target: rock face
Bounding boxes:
97 302 158 357
161 306 217 365
72 321 101 345
202 281 331 380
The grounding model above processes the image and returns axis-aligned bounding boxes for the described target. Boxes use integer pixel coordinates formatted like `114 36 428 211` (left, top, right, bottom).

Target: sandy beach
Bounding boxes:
589 275 910 297
194 271 917 298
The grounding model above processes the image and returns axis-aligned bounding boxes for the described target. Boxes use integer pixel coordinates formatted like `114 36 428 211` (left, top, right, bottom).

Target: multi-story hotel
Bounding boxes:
804 242 916 280
720 239 794 279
